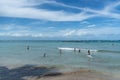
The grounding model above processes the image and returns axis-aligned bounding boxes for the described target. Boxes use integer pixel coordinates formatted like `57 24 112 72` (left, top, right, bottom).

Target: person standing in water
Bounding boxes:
88 50 90 55
74 48 76 52
43 53 46 57
27 46 29 50
59 49 62 55
88 50 91 72
78 49 81 53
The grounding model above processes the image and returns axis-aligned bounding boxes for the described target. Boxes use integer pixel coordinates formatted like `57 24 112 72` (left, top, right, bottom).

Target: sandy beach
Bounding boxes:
24 68 117 80
0 65 119 80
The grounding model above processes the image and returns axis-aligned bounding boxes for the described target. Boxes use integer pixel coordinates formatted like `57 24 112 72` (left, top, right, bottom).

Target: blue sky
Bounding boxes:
0 0 120 40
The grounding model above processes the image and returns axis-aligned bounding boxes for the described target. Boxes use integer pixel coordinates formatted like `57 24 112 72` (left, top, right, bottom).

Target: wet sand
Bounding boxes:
27 70 117 80
28 69 118 80
0 65 119 80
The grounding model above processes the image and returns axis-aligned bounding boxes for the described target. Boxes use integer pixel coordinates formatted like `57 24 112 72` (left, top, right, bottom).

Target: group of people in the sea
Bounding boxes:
74 48 91 55
26 46 91 58
27 45 47 57
60 48 91 56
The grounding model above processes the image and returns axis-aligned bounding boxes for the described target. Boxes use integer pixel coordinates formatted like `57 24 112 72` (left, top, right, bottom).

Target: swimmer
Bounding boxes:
27 46 29 50
78 49 81 53
43 53 46 57
74 48 76 52
59 49 62 55
88 50 90 55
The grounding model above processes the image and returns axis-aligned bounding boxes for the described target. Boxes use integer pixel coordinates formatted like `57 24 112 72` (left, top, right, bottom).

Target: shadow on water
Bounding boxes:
0 65 62 80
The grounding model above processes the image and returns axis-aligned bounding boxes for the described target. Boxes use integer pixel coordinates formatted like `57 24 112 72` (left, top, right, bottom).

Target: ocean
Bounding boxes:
0 40 120 75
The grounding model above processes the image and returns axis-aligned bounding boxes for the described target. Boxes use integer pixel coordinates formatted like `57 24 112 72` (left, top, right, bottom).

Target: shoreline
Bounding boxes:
0 65 119 80
24 67 117 80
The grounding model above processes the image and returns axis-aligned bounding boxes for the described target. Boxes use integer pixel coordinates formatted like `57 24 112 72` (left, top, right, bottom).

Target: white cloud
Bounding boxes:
48 27 55 29
43 0 120 20
62 30 76 36
0 24 120 39
104 1 120 12
87 24 96 28
0 31 44 37
84 2 120 19
58 27 120 37
0 6 95 21
0 0 96 21
1 0 120 39
1 0 120 21
31 34 43 37
0 0 47 7
0 32 28 37
0 24 29 31
80 21 89 24
0 24 14 30
0 24 40 37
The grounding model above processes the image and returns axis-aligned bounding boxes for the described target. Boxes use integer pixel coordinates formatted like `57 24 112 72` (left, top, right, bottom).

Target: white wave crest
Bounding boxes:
58 47 98 52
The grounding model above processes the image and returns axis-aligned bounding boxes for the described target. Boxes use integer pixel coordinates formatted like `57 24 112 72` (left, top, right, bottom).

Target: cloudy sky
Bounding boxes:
0 0 120 40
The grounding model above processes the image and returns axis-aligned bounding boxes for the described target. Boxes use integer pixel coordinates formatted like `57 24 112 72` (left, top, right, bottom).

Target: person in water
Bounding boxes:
59 49 62 55
112 44 114 46
27 46 29 50
78 49 81 53
88 50 90 55
74 48 76 52
43 53 46 57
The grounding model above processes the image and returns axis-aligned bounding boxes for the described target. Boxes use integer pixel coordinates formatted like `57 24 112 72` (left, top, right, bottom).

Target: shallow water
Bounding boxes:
0 40 120 75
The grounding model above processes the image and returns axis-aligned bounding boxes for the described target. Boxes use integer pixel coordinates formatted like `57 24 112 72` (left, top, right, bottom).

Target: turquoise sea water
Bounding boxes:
0 40 120 74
